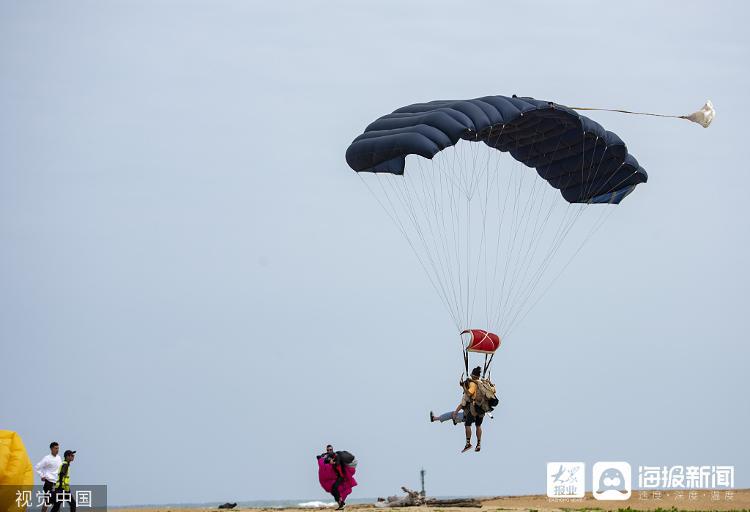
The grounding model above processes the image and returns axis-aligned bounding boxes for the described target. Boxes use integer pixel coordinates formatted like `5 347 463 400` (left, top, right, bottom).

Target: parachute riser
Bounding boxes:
460 348 496 381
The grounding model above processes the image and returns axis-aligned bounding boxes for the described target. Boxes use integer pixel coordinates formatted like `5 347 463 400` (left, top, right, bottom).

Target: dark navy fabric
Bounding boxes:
345 95 647 204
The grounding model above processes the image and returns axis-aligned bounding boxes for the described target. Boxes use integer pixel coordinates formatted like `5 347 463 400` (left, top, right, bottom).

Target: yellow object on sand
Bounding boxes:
0 430 34 512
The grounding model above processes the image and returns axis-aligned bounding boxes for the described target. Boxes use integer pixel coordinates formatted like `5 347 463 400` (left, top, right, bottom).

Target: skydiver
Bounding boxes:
428 366 486 452
330 453 347 509
454 366 485 452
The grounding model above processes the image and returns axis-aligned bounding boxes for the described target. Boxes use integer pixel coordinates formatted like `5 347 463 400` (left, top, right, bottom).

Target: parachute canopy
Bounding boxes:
0 430 34 512
346 94 647 350
462 329 501 354
346 95 647 204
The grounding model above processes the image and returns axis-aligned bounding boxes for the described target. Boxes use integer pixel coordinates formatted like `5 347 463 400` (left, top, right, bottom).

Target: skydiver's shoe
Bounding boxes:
475 442 481 452
336 501 345 510
461 442 472 453
430 411 435 422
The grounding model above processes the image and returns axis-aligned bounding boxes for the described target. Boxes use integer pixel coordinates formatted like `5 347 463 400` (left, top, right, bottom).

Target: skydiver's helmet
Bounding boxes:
471 367 481 378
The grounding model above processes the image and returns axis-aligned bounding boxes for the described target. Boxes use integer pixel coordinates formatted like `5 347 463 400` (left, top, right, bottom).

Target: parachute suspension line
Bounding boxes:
503 136 617 337
406 158 458 323
500 130 593 336
448 147 466 328
446 146 464 329
498 164 541 327
417 157 459 323
483 353 494 378
496 152 526 331
505 204 614 338
466 192 471 328
494 125 600 335
498 131 557 327
494 128 564 333
496 157 526 329
360 172 462 330
487 138 514 329
434 157 464 328
464 346 469 378
477 135 497 332
502 140 560 333
582 138 607 202
468 137 492 330
398 167 464 329
502 204 582 334
462 142 477 328
500 205 582 336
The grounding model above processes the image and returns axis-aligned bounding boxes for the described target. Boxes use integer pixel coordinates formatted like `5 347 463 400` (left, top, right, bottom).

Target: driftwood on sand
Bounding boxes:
375 487 481 508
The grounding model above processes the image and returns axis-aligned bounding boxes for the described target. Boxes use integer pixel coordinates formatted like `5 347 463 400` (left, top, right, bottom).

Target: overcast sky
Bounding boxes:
1 0 748 506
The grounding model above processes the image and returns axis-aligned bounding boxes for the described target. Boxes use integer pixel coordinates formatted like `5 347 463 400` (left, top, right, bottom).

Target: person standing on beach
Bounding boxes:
50 450 76 512
452 366 485 453
34 442 62 512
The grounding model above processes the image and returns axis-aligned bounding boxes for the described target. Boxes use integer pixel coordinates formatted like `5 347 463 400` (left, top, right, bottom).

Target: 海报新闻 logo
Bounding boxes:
593 461 632 500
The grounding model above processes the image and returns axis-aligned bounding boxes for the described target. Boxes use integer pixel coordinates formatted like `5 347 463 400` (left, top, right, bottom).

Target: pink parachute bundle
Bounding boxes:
318 457 357 501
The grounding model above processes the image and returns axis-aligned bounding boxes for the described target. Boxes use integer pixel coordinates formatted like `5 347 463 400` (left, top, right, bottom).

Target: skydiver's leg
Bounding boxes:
333 473 347 507
432 411 462 423
462 424 472 452
475 415 484 452
331 479 341 503
333 478 346 510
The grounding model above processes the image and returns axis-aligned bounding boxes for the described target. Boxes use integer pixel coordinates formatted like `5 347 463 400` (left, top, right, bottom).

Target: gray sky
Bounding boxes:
1 0 748 506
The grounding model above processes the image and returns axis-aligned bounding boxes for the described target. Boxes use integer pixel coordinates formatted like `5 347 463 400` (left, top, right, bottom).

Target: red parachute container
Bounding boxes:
461 329 501 354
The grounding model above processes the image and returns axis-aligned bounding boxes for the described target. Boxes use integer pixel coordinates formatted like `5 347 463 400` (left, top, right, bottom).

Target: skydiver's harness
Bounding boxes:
461 347 499 416
460 377 498 417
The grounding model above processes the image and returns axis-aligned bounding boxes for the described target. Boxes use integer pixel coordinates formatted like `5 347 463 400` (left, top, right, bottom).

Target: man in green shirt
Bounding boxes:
51 450 76 512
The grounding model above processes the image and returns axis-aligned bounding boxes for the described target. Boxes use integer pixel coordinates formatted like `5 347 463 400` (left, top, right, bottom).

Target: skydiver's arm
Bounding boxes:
452 402 463 419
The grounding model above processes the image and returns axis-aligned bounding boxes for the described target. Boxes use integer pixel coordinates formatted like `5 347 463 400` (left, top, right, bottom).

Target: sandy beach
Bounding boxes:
115 489 750 512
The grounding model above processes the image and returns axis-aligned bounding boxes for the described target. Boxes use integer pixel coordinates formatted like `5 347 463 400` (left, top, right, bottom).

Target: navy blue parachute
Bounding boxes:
346 94 648 347
346 95 647 203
